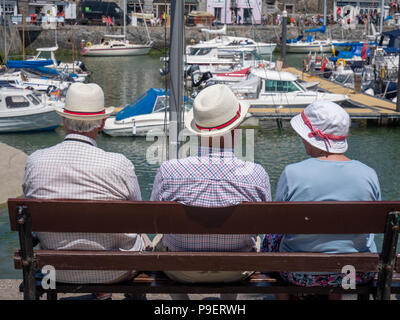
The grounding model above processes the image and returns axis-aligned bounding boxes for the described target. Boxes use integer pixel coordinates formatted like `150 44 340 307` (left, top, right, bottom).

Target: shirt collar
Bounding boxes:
197 146 235 159
64 133 97 147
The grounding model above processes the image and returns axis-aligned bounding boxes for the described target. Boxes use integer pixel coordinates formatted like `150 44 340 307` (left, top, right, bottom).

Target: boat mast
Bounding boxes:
379 0 384 35
3 0 7 62
124 0 126 41
323 0 327 26
169 0 184 160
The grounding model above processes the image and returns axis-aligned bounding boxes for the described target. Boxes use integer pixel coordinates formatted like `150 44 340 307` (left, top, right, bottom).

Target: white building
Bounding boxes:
0 0 18 16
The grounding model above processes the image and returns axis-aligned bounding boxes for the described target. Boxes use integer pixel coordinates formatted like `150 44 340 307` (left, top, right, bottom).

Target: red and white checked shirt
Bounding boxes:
22 133 143 284
150 147 271 252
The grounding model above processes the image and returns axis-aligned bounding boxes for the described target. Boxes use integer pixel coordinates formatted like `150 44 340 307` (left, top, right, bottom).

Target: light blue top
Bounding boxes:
275 158 381 254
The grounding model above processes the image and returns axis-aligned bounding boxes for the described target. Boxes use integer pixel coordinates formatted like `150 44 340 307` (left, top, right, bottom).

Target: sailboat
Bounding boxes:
81 0 152 56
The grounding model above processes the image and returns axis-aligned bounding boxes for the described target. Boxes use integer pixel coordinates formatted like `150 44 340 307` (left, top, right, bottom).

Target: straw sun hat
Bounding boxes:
185 84 250 137
55 83 114 121
290 100 350 154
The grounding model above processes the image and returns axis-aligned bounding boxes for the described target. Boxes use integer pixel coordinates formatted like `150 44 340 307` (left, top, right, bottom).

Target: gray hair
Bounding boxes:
63 118 104 133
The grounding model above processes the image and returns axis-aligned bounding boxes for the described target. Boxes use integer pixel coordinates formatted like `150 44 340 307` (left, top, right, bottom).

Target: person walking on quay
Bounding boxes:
22 83 151 300
150 84 271 300
261 101 381 300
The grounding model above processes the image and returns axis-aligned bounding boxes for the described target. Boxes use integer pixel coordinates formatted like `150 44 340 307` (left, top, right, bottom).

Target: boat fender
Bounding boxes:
380 67 386 79
365 88 374 96
336 59 346 67
86 41 92 48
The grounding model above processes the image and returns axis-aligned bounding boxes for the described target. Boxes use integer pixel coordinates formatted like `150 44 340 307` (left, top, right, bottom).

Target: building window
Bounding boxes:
214 7 221 22
243 8 252 24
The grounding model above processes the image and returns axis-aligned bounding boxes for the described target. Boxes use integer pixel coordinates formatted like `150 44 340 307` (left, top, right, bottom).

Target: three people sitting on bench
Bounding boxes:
22 83 381 300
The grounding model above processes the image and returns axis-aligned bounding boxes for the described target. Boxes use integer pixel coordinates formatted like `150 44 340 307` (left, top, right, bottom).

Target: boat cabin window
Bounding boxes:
264 80 299 92
189 47 212 56
36 51 52 60
5 96 30 109
27 94 41 106
153 96 169 112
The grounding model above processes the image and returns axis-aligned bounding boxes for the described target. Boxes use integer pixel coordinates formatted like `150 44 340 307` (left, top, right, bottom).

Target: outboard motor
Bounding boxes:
191 65 203 87
75 60 88 72
160 67 169 76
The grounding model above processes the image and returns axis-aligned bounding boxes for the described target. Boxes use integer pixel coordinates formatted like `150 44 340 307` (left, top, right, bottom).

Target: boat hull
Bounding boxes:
286 44 333 53
0 109 62 133
242 93 349 107
81 47 151 57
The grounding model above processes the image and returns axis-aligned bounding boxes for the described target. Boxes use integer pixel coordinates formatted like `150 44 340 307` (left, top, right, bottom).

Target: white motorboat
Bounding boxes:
230 68 349 107
0 86 62 133
81 35 152 57
189 25 276 56
186 47 274 73
287 38 333 53
0 69 71 94
103 88 193 137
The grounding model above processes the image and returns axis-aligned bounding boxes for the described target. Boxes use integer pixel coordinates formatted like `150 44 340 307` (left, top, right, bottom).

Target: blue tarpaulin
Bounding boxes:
6 59 53 69
116 88 169 121
305 25 326 33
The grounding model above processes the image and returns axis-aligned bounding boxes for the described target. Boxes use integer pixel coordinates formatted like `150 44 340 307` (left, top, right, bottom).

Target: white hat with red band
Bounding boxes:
55 83 114 121
185 84 250 137
290 100 350 154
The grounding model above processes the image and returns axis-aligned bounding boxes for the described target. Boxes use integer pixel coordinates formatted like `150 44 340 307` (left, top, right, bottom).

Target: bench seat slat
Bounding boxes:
20 272 400 295
8 199 400 234
14 250 380 272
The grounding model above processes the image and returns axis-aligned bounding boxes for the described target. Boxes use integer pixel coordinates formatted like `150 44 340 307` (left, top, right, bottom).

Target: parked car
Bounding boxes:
77 1 130 26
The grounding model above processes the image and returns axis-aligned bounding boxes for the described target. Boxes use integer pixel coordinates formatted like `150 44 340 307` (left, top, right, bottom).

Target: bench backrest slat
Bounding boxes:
8 199 400 234
13 251 380 272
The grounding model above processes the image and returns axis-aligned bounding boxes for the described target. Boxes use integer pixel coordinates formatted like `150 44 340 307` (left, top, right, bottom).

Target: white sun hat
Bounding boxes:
185 84 250 137
55 83 114 121
290 100 350 154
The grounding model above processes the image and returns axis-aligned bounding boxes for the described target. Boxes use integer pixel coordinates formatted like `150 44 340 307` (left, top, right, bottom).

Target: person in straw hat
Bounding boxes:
150 84 272 300
261 100 381 300
23 83 151 299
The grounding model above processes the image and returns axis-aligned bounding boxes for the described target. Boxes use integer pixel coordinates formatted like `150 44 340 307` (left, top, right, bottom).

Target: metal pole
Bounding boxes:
323 0 327 26
281 10 287 67
224 0 227 24
3 0 7 62
380 0 384 34
124 0 126 41
169 0 184 160
396 52 400 112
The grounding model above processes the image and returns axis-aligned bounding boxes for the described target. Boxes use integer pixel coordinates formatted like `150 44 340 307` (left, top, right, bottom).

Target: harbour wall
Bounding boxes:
3 24 395 56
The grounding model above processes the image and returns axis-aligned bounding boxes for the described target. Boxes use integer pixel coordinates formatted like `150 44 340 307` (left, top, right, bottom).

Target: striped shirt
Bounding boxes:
22 133 143 284
150 147 271 252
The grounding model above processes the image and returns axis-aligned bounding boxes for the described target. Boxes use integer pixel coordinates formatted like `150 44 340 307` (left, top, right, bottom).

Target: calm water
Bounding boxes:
1 53 399 278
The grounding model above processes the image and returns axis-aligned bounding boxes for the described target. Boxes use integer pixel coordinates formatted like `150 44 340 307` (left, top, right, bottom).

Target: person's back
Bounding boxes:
276 157 380 254
262 101 381 297
151 85 271 298
151 147 270 252
22 83 145 285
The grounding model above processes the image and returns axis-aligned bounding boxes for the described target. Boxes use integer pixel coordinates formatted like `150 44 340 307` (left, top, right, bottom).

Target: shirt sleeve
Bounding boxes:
274 169 289 202
120 157 141 201
262 169 272 202
150 167 163 201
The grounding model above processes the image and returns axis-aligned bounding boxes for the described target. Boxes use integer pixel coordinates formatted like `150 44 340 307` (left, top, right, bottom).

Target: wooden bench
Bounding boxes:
7 198 400 300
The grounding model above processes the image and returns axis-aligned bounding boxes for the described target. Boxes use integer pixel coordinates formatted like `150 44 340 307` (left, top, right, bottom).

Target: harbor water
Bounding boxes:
1 53 399 278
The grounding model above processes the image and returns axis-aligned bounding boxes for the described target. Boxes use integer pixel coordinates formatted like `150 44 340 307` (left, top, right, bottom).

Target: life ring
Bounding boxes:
86 41 92 47
336 58 346 67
